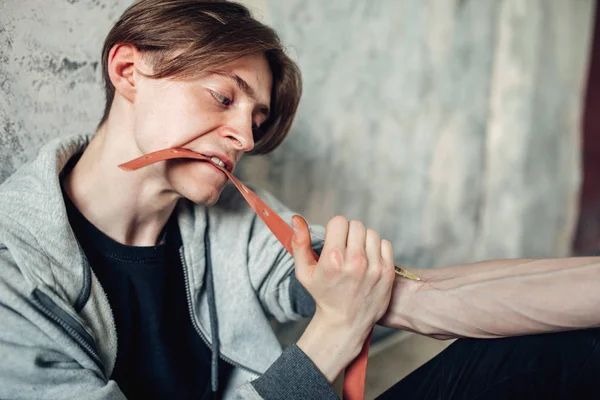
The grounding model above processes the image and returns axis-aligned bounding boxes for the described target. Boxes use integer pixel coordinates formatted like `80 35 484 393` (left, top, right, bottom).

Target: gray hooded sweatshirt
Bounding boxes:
0 135 338 399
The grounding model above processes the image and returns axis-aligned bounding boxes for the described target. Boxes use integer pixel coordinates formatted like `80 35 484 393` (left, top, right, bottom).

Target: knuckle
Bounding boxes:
367 261 383 277
325 247 344 270
368 259 393 282
348 250 368 270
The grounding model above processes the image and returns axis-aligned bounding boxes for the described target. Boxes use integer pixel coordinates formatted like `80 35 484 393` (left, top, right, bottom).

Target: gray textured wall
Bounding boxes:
0 0 131 183
240 0 595 266
1 0 595 268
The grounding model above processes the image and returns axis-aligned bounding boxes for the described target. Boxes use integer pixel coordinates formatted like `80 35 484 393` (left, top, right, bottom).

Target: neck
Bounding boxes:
63 120 180 247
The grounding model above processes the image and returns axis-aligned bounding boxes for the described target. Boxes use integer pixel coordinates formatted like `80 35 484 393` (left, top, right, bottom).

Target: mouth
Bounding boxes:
198 153 234 173
118 147 235 176
200 159 229 177
206 156 227 170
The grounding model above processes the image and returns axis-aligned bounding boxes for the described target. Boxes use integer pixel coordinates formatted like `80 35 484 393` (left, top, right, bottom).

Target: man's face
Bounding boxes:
131 53 273 205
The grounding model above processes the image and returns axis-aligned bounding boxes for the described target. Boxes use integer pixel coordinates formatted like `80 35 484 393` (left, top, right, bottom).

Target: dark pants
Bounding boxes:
378 328 600 399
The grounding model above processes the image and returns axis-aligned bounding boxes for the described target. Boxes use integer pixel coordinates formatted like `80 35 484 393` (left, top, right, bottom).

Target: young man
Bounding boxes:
0 1 394 399
0 1 599 399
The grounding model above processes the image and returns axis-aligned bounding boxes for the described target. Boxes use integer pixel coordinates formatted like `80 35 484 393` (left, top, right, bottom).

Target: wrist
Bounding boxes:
296 312 365 383
379 272 421 329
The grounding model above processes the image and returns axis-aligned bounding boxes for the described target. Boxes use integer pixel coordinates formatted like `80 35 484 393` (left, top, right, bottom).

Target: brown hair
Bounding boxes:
99 0 302 154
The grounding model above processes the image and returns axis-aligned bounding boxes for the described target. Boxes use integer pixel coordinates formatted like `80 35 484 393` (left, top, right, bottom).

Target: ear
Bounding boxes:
107 43 144 104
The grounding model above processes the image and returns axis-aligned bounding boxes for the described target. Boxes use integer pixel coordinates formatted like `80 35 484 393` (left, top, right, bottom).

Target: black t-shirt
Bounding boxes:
62 176 230 399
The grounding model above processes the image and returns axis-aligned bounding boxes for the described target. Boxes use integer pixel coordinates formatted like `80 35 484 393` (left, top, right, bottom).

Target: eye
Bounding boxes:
210 91 232 106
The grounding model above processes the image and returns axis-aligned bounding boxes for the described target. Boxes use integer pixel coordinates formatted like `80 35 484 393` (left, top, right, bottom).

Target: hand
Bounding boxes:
292 215 396 382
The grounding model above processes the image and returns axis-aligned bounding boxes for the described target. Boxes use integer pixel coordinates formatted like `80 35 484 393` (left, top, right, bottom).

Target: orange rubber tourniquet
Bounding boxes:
119 147 416 400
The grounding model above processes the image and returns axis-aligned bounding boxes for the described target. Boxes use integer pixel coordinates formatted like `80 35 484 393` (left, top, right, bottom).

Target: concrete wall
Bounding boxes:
0 0 131 183
1 0 595 268
239 0 595 266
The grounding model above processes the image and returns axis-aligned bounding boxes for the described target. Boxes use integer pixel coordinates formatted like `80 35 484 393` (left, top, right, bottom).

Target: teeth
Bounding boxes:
210 156 226 168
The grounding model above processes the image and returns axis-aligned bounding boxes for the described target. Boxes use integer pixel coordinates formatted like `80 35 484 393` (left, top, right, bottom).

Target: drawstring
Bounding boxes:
204 209 221 396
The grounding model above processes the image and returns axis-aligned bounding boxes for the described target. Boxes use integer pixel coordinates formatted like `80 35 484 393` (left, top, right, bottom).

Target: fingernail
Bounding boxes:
292 217 299 232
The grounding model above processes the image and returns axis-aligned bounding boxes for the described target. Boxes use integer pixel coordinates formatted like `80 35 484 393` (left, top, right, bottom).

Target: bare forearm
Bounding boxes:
382 257 600 339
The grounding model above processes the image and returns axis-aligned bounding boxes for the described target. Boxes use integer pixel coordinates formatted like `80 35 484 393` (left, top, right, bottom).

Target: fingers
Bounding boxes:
380 239 396 284
380 239 394 265
322 216 349 257
364 228 382 283
301 216 395 334
346 220 367 270
292 215 318 271
365 228 381 266
320 216 394 282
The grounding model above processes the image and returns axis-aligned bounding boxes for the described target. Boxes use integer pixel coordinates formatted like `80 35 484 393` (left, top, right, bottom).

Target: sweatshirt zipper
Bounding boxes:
179 247 260 376
31 290 104 375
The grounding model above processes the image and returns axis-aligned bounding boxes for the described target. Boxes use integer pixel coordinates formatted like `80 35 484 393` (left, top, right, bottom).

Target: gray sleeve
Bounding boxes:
0 256 126 400
288 240 323 318
288 242 323 317
246 188 325 323
251 344 339 400
289 273 316 317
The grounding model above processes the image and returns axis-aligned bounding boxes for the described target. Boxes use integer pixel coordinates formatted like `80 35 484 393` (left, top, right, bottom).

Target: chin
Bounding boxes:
167 161 227 205
179 185 224 206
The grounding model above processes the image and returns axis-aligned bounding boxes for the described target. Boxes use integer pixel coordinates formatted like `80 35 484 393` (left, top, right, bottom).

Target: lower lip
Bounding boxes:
203 161 228 177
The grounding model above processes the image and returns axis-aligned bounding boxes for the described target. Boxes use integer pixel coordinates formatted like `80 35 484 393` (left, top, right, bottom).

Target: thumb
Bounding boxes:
291 215 318 271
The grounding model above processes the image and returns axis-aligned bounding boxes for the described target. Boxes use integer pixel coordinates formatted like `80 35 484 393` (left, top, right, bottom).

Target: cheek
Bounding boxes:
133 88 206 152
132 87 171 150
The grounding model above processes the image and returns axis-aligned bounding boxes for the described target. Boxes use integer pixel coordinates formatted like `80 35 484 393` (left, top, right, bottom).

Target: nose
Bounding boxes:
221 113 255 153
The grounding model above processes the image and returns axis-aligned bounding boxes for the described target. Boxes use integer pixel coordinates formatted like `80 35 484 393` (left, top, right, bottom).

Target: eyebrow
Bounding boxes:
213 71 270 118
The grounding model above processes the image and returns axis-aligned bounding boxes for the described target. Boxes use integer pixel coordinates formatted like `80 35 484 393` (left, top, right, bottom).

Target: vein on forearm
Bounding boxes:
396 258 600 338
